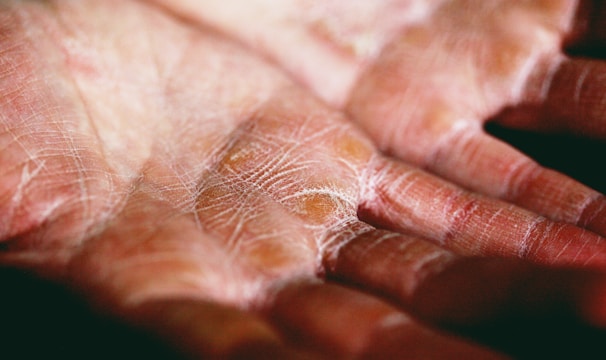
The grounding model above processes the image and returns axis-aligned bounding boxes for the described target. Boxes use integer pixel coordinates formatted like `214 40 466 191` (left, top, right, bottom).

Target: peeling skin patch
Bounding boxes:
329 125 375 172
221 142 258 173
307 18 372 58
292 191 345 224
333 134 370 161
246 240 314 276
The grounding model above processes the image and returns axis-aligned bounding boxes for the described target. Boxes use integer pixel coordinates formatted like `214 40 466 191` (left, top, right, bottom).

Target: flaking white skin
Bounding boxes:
1 0 606 358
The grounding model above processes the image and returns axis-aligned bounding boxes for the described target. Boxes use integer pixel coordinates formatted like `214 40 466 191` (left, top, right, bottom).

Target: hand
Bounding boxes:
1 1 606 359
162 0 606 239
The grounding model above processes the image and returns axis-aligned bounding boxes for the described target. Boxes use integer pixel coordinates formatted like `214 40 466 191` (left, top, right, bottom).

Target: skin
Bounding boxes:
158 0 606 233
1 0 606 358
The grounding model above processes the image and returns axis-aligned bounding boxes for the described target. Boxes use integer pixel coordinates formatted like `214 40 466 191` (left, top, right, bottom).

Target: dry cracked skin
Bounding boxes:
2 0 606 358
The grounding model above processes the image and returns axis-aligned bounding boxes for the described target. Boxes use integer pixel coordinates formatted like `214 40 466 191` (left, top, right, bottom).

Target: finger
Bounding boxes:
129 299 315 360
485 122 606 196
488 58 606 237
323 227 606 327
415 125 606 237
344 34 606 237
264 280 504 359
498 58 606 138
325 228 606 359
358 157 606 267
341 14 606 237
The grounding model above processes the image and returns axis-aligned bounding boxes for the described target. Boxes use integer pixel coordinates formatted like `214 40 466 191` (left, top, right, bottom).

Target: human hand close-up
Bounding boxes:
1 0 606 359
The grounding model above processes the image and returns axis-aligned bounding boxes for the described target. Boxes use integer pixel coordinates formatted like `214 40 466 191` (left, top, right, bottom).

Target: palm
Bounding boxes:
1 1 606 358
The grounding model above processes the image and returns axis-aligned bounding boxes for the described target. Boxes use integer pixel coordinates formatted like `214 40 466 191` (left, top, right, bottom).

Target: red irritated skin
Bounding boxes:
1 0 606 358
